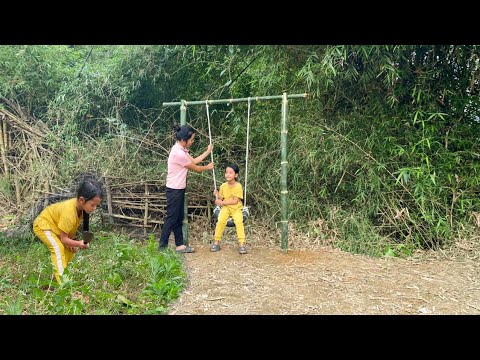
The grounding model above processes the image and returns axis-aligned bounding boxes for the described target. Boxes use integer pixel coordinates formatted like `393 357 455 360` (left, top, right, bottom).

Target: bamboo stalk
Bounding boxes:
111 222 153 228
105 178 113 215
112 194 167 200
180 99 189 246
14 176 21 206
44 178 50 207
111 201 208 210
144 182 148 235
103 213 164 224
0 108 46 139
3 117 7 150
0 117 8 175
163 93 307 106
280 92 289 251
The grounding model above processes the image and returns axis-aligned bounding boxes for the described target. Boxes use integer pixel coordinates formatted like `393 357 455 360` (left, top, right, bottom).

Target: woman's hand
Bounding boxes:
69 246 78 253
207 144 213 153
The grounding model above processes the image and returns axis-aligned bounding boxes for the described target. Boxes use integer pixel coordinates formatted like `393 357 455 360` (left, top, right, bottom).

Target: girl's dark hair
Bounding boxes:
76 179 103 232
173 123 195 141
227 163 240 175
77 179 103 201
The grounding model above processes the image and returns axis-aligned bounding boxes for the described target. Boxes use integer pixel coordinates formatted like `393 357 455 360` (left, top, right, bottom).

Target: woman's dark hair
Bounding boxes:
76 179 103 232
173 123 195 141
227 163 240 175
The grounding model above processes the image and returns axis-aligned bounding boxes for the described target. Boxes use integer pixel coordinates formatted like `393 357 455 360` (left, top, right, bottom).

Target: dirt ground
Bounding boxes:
168 224 480 315
3 213 479 315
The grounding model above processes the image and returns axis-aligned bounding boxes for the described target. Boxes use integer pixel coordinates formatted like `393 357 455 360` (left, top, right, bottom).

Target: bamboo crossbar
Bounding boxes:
111 201 209 210
163 93 307 107
103 213 165 224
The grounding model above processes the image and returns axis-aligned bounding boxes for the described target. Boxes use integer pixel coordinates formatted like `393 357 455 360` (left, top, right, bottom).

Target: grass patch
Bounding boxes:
0 232 187 314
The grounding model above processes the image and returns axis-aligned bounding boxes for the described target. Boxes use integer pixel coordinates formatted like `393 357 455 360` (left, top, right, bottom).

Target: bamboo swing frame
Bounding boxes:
162 93 308 251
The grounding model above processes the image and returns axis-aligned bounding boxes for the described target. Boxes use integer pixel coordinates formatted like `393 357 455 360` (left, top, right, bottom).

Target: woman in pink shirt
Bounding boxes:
159 124 214 253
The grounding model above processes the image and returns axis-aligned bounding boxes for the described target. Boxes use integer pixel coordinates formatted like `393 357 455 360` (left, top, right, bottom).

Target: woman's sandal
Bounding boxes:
176 246 195 253
210 244 221 252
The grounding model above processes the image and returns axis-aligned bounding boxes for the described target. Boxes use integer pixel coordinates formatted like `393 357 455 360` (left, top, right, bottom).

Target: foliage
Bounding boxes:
0 232 186 315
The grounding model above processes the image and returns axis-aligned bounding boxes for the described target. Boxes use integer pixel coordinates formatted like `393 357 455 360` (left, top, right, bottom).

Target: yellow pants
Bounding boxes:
214 207 245 244
33 225 75 284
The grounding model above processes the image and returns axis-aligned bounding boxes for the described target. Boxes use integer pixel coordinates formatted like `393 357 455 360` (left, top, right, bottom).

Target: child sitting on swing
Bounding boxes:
211 163 247 254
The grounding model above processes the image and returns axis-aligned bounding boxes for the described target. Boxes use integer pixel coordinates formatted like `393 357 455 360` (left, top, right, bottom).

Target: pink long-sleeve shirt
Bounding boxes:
166 142 194 189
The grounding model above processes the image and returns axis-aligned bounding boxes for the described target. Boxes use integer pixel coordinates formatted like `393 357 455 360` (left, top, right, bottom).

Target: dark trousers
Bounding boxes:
159 187 185 248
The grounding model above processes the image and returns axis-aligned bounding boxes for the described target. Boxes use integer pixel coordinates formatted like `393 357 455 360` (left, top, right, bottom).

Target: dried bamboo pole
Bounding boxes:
0 116 8 175
111 200 208 210
3 116 7 150
119 223 153 228
14 176 21 206
144 182 149 236
44 179 50 207
104 213 164 224
105 178 113 215
0 108 46 139
113 194 166 200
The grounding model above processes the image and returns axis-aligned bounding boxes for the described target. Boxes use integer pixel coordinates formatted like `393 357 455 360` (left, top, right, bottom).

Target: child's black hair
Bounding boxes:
227 163 240 175
76 179 103 232
173 123 195 141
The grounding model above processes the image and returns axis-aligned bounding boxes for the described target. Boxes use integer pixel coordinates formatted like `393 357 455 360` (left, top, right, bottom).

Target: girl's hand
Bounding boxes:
213 189 219 197
207 144 213 153
79 240 90 250
69 246 78 253
215 199 223 206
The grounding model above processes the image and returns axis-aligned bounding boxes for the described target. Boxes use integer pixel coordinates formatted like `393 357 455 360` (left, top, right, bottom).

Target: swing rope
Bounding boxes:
205 100 217 195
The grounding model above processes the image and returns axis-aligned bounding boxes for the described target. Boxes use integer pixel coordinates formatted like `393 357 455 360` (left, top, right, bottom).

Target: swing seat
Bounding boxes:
213 206 250 227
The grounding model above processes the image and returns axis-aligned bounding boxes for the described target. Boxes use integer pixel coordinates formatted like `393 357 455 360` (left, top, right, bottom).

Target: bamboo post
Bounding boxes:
207 201 211 222
0 116 8 175
144 182 149 236
180 99 189 246
280 92 289 251
105 178 113 215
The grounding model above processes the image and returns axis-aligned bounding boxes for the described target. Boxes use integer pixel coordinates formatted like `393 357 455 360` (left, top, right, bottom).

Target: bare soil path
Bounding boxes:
168 242 480 315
